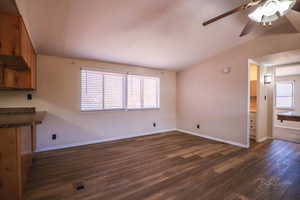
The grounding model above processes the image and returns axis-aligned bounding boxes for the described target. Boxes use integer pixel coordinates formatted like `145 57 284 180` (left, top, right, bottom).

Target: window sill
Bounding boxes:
276 107 295 111
80 108 160 112
126 108 160 111
81 108 125 112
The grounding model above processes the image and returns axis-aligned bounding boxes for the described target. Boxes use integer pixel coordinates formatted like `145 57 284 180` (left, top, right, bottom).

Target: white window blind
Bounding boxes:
81 70 125 111
81 70 103 111
127 75 160 109
104 74 125 109
276 81 294 109
127 75 142 109
81 69 160 111
143 77 159 108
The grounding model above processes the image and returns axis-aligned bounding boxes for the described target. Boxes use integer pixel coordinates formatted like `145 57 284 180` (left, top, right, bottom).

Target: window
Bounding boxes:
127 75 160 109
276 81 294 109
81 69 160 111
81 70 125 111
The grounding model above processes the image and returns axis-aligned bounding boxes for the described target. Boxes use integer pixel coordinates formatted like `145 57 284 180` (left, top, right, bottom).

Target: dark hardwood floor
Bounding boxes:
25 131 300 200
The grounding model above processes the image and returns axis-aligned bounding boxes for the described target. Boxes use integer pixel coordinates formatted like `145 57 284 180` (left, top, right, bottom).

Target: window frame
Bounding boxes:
80 68 160 112
275 80 295 110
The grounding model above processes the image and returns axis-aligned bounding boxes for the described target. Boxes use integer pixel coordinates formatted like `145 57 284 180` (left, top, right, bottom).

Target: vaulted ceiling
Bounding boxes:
253 49 300 66
13 0 300 70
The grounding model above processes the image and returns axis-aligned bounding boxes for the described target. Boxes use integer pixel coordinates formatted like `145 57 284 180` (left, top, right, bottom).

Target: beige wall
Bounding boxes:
0 55 176 151
1 34 300 151
177 34 300 146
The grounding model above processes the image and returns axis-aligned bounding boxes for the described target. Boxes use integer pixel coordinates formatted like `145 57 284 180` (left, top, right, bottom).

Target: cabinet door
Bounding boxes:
0 66 4 87
2 68 31 89
250 81 257 97
20 19 37 90
20 19 34 70
0 14 20 56
20 126 33 187
30 51 37 89
0 128 22 200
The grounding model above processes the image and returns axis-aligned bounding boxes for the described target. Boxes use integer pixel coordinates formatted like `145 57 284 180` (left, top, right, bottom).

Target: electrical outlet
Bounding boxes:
52 134 57 140
27 93 32 100
153 123 156 127
197 124 200 129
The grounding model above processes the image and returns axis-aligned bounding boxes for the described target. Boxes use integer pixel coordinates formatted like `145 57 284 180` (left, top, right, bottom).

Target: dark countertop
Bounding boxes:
0 111 46 128
278 112 300 117
277 112 300 122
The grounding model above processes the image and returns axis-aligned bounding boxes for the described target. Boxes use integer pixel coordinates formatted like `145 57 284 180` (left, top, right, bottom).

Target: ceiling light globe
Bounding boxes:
248 0 296 23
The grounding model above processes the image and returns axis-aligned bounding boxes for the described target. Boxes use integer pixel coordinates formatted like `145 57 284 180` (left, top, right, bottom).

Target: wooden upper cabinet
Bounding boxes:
0 13 37 90
0 14 20 57
250 80 257 97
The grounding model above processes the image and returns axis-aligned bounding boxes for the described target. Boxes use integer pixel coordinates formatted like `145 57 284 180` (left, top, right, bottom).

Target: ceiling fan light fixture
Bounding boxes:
248 0 296 23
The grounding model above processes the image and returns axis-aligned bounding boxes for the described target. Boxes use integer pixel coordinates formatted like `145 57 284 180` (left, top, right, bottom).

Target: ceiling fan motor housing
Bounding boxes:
248 0 296 24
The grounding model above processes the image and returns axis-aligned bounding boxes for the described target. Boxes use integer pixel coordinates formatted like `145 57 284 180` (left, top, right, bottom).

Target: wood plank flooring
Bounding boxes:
25 131 300 200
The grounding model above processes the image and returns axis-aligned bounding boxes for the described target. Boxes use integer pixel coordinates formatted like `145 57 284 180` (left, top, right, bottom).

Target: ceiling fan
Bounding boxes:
203 0 300 37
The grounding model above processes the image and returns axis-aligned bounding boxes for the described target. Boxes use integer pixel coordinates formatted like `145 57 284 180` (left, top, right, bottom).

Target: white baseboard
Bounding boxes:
37 128 250 152
176 129 249 148
273 126 300 143
256 137 269 143
37 128 176 152
274 125 300 131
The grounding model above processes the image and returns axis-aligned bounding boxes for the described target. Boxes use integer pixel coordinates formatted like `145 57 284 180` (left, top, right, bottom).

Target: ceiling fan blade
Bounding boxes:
240 20 256 37
202 5 245 26
292 0 300 11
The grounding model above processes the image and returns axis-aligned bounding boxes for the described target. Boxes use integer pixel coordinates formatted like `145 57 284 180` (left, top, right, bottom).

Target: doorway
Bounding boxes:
248 49 300 146
273 65 300 143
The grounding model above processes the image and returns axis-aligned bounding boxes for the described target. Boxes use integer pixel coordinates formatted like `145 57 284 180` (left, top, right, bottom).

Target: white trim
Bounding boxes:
37 128 251 152
246 60 256 149
176 129 249 148
256 137 268 143
36 129 176 152
274 125 300 131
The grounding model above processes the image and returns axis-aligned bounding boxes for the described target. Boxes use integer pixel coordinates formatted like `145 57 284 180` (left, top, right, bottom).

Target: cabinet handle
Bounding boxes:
12 48 16 56
0 41 2 49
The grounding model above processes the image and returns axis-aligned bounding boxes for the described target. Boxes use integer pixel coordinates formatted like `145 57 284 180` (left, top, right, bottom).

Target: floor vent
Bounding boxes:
73 182 85 191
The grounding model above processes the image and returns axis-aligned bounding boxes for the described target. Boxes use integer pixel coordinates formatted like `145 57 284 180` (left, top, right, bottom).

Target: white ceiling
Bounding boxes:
16 0 300 70
253 49 300 67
